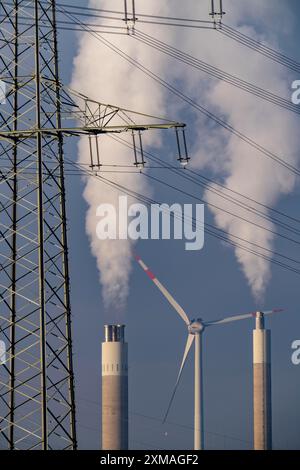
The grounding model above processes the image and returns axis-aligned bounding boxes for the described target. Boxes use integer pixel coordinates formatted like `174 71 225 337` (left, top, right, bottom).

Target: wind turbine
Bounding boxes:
135 254 282 450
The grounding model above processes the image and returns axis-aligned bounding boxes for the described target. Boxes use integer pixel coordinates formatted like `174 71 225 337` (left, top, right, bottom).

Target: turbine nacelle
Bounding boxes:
188 319 205 334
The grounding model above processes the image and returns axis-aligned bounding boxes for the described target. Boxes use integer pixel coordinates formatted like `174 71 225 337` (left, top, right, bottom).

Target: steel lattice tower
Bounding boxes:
0 0 186 450
0 0 77 449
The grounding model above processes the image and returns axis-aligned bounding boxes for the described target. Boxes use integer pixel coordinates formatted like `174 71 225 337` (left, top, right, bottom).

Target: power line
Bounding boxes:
3 0 214 25
63 156 300 277
0 2 214 30
219 24 300 74
108 133 300 243
143 171 300 265
77 423 163 450
6 143 300 247
95 176 300 275
58 8 300 180
76 395 251 446
53 1 300 73
64 2 300 73
7 0 300 73
133 29 300 116
2 60 300 266
185 168 300 226
4 148 300 251
0 14 126 34
51 7 300 276
56 2 213 24
107 133 300 230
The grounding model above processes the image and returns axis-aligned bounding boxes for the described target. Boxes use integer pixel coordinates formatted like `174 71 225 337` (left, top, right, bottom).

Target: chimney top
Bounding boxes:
255 311 265 330
104 324 125 342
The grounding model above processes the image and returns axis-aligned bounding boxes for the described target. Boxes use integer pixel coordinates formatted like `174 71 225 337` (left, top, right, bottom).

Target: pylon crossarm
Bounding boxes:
61 84 186 130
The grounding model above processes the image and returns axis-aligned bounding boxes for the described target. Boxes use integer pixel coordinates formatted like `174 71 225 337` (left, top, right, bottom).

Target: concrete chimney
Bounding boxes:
253 312 272 450
102 324 128 450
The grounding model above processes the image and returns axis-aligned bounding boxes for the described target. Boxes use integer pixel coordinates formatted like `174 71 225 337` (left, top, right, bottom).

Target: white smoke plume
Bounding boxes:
72 0 299 306
71 1 177 310
174 0 299 300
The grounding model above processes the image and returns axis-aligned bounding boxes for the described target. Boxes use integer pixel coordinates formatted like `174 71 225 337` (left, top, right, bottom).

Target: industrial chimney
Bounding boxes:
253 312 272 450
102 324 128 450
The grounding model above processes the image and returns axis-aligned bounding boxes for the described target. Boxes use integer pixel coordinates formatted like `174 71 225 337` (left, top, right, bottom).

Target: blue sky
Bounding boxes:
56 0 300 449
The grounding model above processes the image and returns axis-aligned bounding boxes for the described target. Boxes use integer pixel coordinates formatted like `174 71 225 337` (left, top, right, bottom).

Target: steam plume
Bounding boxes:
72 0 299 305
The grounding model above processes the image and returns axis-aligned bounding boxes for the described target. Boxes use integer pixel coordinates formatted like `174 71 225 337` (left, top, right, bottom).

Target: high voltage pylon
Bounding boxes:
0 0 186 450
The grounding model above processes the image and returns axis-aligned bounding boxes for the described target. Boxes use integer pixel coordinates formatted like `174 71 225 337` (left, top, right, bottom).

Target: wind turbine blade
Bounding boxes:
135 254 190 326
163 334 195 423
205 313 254 325
205 308 284 326
262 308 284 316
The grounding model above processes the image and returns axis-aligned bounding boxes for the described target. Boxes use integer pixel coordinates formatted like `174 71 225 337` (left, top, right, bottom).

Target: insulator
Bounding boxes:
124 0 128 23
132 130 145 168
220 0 225 17
123 0 138 34
175 127 190 167
132 0 136 23
95 135 101 168
89 135 101 170
182 128 189 166
210 0 225 20
88 135 93 168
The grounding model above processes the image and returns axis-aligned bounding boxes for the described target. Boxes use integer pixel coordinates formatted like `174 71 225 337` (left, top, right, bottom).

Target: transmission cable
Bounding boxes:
63 156 300 276
219 23 300 74
108 133 300 240
58 8 300 180
133 29 300 116
6 0 300 73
